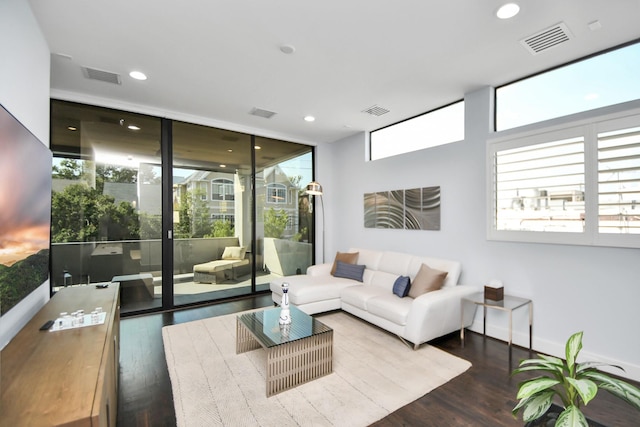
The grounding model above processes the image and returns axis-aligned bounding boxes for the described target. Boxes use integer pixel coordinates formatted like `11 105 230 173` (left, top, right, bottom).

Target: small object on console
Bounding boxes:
39 319 55 331
484 279 504 301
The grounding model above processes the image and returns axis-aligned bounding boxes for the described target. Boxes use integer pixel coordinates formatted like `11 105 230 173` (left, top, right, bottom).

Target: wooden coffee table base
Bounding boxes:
236 319 333 397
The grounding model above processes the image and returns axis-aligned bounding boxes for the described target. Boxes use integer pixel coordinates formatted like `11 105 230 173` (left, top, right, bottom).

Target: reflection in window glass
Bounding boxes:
497 42 640 131
256 139 314 277
267 183 287 204
50 100 163 313
370 101 464 160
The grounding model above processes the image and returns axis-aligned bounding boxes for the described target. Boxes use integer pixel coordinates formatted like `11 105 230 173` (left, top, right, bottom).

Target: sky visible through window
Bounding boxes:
497 42 640 131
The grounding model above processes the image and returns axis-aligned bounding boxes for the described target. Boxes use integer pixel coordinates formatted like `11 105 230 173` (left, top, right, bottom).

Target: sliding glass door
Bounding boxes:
50 100 314 315
171 121 254 305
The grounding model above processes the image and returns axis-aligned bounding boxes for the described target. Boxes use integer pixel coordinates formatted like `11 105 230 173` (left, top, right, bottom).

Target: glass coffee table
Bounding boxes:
236 305 333 397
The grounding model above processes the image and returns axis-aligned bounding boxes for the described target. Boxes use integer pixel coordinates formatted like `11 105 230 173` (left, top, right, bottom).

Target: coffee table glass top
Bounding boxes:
237 305 332 348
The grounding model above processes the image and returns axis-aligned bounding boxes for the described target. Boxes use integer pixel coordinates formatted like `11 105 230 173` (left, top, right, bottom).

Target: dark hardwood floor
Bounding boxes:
117 295 640 426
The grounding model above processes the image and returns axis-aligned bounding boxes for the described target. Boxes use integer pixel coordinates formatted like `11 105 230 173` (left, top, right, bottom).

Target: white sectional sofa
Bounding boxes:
270 248 477 349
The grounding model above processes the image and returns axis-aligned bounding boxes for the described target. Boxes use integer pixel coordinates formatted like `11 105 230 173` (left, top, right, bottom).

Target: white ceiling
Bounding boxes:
28 0 640 145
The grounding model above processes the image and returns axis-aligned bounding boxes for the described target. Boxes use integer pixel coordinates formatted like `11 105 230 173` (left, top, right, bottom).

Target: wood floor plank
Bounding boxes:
116 295 640 426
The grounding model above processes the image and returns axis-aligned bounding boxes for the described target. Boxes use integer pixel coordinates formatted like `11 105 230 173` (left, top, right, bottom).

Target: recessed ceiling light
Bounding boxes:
496 3 520 19
127 125 140 131
220 164 227 168
304 116 315 122
129 70 147 80
255 145 262 150
67 126 77 131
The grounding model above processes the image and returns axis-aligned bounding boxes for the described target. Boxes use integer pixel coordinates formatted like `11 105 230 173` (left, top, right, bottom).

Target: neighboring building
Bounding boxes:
172 165 303 239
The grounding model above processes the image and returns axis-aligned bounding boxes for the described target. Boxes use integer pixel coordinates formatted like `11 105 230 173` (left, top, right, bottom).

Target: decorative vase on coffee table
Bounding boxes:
279 282 291 325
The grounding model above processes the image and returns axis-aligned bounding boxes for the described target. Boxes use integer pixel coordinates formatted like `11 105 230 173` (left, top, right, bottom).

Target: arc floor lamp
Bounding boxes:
306 181 325 263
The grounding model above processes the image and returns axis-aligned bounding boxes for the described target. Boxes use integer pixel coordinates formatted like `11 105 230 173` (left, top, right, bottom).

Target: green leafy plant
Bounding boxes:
264 208 289 238
512 331 640 426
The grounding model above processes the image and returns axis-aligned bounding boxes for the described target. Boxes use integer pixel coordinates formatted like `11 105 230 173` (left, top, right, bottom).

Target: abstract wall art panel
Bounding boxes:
364 186 440 230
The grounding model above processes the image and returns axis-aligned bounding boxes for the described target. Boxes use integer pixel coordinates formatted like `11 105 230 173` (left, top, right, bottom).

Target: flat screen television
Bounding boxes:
0 104 52 317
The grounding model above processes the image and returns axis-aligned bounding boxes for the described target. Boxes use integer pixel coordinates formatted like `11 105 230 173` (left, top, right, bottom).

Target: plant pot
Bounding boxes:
524 404 606 427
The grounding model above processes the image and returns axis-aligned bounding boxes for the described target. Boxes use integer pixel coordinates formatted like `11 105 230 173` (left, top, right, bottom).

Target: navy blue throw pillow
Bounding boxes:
393 275 411 298
333 261 366 282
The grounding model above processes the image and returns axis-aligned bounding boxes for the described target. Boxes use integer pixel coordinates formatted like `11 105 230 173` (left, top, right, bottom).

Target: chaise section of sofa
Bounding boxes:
270 248 477 349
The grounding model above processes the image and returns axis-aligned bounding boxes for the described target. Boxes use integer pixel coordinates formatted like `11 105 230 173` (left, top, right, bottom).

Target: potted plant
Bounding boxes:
512 331 640 426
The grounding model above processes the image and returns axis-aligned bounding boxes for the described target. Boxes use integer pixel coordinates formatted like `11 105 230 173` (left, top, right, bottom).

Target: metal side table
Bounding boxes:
460 292 532 352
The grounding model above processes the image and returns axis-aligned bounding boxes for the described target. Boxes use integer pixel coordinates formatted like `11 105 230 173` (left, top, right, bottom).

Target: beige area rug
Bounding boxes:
162 311 471 427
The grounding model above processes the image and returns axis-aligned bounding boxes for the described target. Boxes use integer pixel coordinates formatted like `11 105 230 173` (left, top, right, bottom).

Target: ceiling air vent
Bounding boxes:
362 105 390 117
520 22 573 55
249 107 277 119
81 66 122 84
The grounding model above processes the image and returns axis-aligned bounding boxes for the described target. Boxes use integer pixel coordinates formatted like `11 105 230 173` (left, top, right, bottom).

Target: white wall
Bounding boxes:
327 87 640 381
0 0 51 349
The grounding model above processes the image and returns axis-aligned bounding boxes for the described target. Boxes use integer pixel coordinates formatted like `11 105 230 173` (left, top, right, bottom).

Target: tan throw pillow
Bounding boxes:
330 251 359 275
408 263 448 298
221 246 246 260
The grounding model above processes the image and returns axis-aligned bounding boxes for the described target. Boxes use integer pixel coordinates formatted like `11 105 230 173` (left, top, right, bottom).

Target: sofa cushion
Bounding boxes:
331 251 359 275
408 256 461 288
333 261 366 282
270 275 357 305
349 248 383 271
340 285 386 310
368 270 400 290
378 251 412 276
221 246 246 260
392 276 411 297
408 263 447 298
367 294 413 326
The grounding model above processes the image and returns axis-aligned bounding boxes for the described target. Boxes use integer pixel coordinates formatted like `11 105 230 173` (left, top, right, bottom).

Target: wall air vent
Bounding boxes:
362 105 390 117
249 107 277 119
81 66 122 84
520 22 573 55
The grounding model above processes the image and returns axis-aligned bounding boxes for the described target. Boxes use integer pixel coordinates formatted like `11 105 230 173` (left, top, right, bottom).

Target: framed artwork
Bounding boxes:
364 186 440 230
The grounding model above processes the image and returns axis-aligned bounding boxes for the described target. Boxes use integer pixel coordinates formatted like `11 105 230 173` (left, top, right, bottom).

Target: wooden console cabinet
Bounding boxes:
0 284 120 427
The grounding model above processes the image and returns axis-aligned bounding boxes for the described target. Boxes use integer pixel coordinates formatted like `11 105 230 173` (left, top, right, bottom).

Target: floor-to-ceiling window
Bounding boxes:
50 101 163 314
50 100 314 314
255 137 314 286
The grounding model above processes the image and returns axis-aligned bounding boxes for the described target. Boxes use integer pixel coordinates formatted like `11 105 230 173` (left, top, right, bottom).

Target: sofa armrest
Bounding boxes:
403 285 479 346
306 263 332 276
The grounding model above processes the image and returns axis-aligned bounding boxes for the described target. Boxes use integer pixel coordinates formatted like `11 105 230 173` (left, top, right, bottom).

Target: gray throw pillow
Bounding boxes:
392 275 411 297
333 261 366 282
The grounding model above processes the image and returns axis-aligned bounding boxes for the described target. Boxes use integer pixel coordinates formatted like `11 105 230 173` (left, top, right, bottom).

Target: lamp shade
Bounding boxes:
306 181 323 195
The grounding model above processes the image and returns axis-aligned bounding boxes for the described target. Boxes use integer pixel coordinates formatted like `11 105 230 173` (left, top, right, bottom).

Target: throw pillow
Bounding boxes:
333 261 366 282
392 275 411 298
221 246 246 260
330 251 359 275
408 263 447 298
